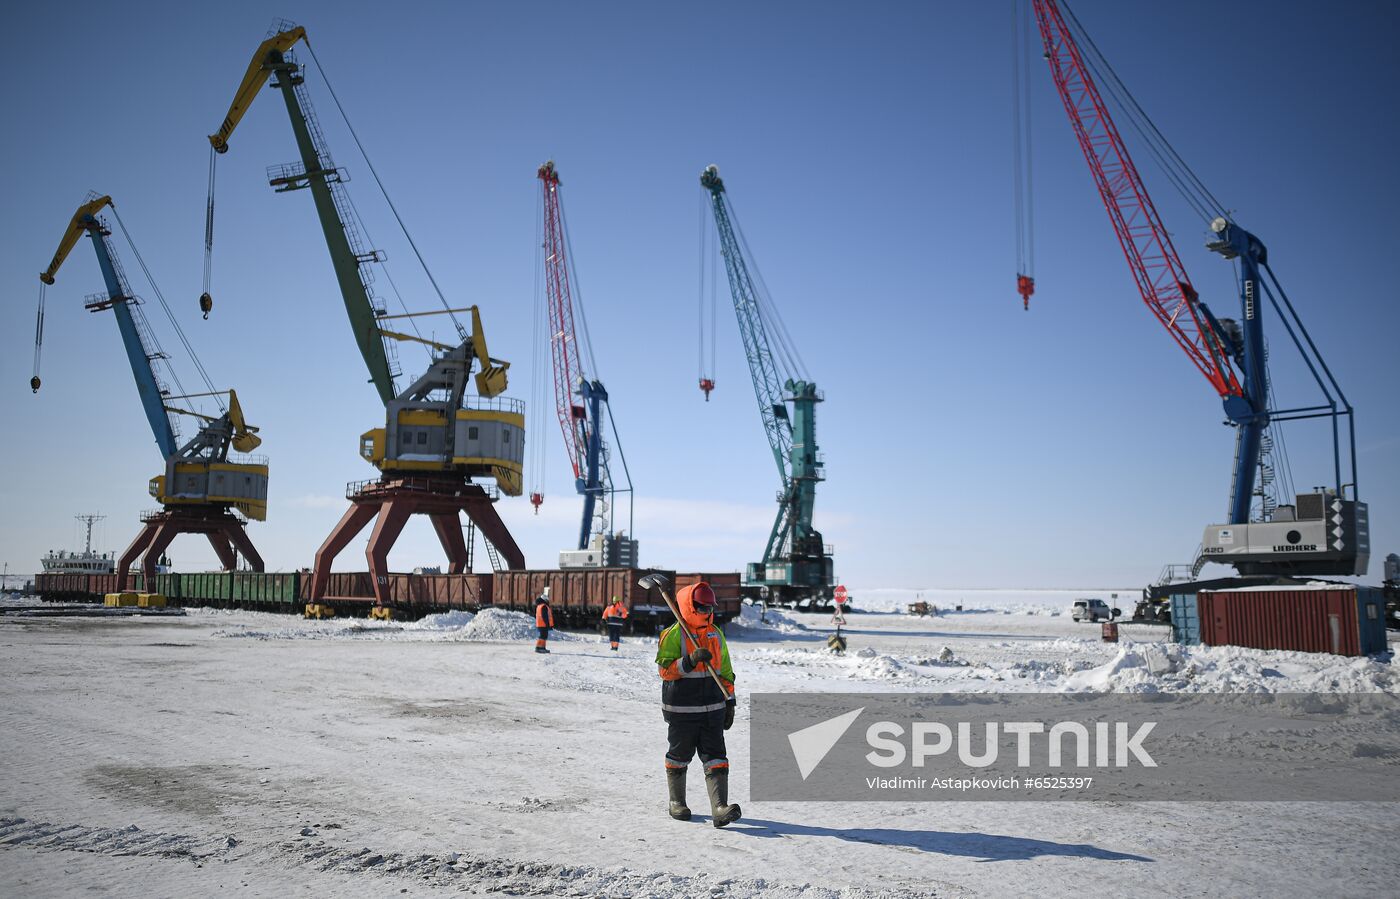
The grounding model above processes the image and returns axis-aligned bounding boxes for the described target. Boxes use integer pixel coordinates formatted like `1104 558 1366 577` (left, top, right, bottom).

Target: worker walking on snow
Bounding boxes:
602 595 629 651
534 590 554 654
656 582 740 827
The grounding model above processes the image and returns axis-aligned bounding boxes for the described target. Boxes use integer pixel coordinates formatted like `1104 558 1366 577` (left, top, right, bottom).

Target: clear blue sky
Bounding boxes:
1 0 1396 589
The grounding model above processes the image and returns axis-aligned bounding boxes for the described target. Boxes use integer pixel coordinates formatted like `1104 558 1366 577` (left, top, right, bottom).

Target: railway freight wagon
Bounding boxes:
678 572 741 607
35 567 741 627
299 572 492 616
492 568 683 630
35 571 148 601
34 572 105 600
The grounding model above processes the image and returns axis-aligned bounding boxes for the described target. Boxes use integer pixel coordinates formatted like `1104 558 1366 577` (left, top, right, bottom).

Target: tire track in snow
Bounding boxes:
1 815 950 897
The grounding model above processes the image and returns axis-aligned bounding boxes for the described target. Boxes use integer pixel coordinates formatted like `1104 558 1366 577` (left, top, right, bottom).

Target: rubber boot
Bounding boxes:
704 769 741 827
667 768 691 821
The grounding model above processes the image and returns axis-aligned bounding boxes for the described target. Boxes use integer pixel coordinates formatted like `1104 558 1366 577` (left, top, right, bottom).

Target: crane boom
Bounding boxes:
700 166 832 604
208 25 397 405
39 196 178 458
1032 1 1241 401
700 166 792 487
1031 0 1272 524
537 161 622 551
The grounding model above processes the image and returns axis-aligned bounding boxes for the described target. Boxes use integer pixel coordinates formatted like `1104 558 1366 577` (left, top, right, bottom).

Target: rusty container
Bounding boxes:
1101 620 1119 643
1198 585 1388 656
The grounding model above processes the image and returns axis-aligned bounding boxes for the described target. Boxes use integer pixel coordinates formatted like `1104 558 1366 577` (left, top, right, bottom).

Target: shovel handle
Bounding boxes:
655 585 729 693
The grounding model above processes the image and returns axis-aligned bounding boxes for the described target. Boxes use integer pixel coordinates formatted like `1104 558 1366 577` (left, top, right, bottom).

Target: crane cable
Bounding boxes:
1058 0 1228 225
301 38 467 341
527 192 548 501
726 195 809 383
31 282 46 390
110 205 226 415
1011 0 1035 286
201 146 216 318
557 197 601 380
697 189 717 386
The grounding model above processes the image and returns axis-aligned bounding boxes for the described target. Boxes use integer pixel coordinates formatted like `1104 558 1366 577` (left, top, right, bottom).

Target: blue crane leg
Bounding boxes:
576 381 608 551
86 218 177 459
1221 226 1271 525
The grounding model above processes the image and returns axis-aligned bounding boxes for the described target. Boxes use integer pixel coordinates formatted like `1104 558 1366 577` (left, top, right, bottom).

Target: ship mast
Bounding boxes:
76 514 105 555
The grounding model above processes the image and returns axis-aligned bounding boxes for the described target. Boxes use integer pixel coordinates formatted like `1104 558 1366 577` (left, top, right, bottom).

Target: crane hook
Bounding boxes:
30 376 41 393
1016 274 1035 311
199 292 213 320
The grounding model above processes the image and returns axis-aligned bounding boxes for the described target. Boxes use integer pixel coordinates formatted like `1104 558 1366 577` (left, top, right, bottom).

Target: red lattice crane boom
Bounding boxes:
1031 0 1241 399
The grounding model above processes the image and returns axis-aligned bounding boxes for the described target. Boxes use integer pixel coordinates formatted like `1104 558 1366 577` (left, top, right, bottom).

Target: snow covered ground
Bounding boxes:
1 598 1395 897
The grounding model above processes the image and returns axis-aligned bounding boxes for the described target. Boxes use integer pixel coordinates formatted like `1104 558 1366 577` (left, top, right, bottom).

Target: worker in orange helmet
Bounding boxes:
534 589 554 654
656 582 740 827
602 595 629 652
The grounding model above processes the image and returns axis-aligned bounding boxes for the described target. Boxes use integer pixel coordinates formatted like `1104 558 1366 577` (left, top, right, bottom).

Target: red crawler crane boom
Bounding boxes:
538 161 586 496
1031 0 1241 399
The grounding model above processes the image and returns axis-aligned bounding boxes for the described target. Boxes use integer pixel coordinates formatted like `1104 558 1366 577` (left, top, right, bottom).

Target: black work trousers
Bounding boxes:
665 709 728 771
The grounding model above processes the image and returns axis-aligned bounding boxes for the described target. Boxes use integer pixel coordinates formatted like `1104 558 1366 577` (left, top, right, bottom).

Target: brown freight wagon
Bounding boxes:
1198 585 1388 656
299 572 375 603
491 567 682 631
298 571 491 617
676 572 743 621
382 573 491 612
35 572 100 601
415 573 492 611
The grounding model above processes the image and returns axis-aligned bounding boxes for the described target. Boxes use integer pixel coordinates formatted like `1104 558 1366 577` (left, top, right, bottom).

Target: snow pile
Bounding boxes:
454 607 541 642
1059 643 1396 694
208 607 543 642
404 610 475 631
1061 646 1180 693
726 602 807 636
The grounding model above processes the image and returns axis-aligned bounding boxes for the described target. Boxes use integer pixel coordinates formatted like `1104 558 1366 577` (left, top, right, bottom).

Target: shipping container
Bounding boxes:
1169 593 1202 645
1198 585 1388 656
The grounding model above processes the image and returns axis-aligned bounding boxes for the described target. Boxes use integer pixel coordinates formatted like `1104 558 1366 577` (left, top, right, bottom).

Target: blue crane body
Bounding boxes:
41 198 178 459
1210 223 1270 527
575 379 609 551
